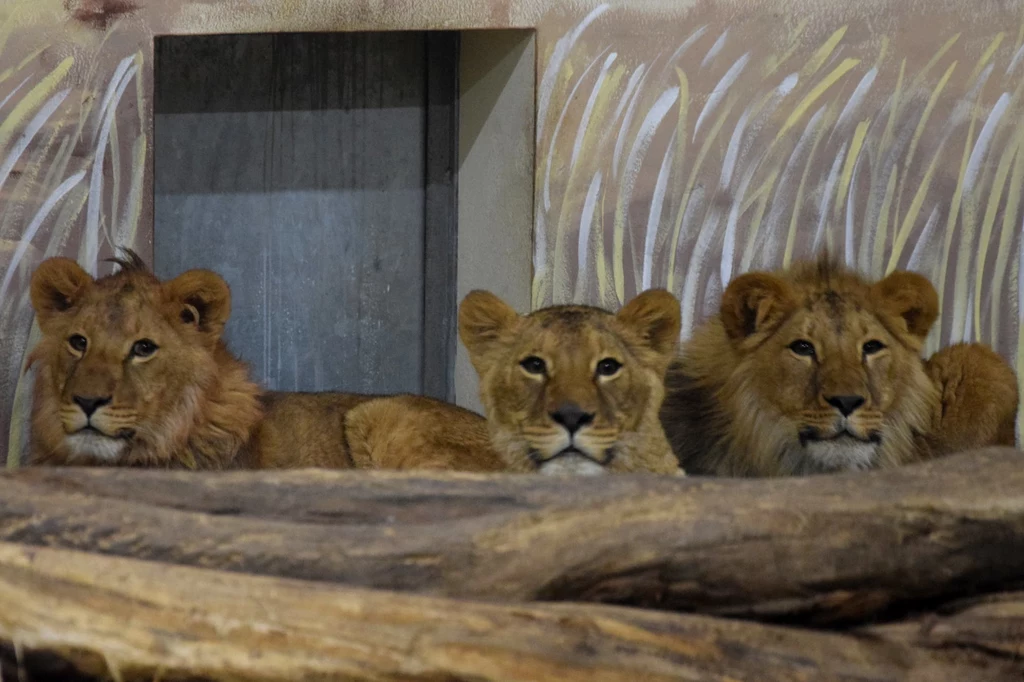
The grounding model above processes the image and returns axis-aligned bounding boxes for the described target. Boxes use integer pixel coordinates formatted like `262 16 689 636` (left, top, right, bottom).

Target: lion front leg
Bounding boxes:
923 342 1019 454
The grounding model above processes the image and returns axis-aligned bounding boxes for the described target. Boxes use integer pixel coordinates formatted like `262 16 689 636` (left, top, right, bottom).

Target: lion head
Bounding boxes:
458 289 683 476
663 256 941 476
27 251 262 468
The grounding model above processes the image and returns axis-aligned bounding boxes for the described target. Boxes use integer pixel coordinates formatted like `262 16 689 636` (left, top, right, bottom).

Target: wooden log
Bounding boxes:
0 542 1017 681
1 448 1022 624
865 591 1024 661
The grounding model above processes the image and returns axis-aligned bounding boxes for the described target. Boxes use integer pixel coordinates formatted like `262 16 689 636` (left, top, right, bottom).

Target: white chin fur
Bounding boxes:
803 438 877 472
538 454 608 476
64 432 128 462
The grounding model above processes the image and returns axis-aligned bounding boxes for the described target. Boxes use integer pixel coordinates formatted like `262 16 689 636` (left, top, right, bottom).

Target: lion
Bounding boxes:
252 391 504 471
28 251 264 468
26 252 505 472
458 288 684 475
660 256 1018 476
922 342 1018 454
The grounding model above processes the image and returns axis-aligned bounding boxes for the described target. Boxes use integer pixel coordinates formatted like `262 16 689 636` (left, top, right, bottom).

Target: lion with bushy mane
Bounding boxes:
661 256 1018 476
26 252 503 471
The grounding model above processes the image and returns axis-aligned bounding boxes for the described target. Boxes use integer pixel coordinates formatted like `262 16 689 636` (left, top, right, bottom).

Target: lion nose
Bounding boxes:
825 394 865 417
73 395 112 417
550 403 595 435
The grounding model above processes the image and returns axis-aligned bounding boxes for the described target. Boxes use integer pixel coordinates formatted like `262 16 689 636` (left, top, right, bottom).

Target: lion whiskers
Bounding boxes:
521 432 570 458
91 414 138 435
59 407 88 433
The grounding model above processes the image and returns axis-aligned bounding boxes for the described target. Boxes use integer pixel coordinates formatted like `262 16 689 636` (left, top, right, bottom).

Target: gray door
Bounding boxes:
153 32 458 399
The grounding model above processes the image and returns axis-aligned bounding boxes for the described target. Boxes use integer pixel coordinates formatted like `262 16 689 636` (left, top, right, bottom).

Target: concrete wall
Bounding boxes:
455 30 536 412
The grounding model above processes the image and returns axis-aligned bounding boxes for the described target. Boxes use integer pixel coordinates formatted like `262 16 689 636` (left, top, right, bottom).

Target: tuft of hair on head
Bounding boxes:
811 248 844 282
104 247 149 275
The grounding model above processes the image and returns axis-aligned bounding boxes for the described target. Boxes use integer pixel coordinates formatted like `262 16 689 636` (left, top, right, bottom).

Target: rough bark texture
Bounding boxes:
0 448 1022 625
0 542 1018 682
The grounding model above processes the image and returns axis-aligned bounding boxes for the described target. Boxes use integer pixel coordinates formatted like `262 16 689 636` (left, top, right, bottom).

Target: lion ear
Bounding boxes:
617 289 681 360
458 290 519 369
720 272 796 342
30 257 93 333
870 270 938 341
163 269 232 341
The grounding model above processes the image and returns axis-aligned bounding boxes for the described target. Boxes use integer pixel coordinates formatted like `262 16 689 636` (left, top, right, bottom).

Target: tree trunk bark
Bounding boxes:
0 542 1018 682
1 447 1021 624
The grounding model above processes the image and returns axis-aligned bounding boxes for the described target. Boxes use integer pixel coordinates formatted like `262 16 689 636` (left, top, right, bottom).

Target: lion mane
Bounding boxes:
28 251 262 468
661 255 1017 476
27 252 507 473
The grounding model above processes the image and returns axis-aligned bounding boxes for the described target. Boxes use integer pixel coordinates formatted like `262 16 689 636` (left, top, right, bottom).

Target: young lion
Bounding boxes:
661 256 1018 476
459 289 684 475
26 252 504 471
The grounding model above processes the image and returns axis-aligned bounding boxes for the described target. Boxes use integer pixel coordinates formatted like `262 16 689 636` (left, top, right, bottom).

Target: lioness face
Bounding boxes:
459 289 681 475
29 254 233 463
720 266 939 473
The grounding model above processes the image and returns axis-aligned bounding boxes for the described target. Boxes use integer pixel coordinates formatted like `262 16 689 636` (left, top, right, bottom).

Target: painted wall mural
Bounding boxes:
534 1 1024 432
0 2 150 463
1 0 1023 460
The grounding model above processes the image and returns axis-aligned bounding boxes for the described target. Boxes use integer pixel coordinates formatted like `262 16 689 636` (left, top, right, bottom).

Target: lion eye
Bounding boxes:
788 340 816 357
862 340 886 356
519 356 547 375
130 339 159 359
595 358 622 377
68 334 88 353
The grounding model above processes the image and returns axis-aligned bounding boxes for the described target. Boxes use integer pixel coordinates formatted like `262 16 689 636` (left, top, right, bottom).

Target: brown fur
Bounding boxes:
662 256 1018 476
253 392 505 471
28 253 262 468
27 253 506 472
923 342 1018 454
459 289 684 475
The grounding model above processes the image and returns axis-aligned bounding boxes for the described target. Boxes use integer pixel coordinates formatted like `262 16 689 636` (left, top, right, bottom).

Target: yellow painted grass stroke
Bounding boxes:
907 34 960 96
108 114 122 244
0 57 73 157
887 134 951 273
972 128 1020 337
0 124 65 240
990 126 1024 342
669 68 690 211
594 178 611 307
892 60 958 249
955 93 1014 341
737 144 782 216
968 33 1005 83
740 179 775 272
0 47 46 88
119 134 147 248
662 67 689 293
6 323 39 468
665 96 734 293
871 167 899 275
935 102 980 334
552 63 625 298
777 58 861 142
762 18 810 78
832 119 870 226
802 26 848 79
783 107 832 267
862 61 904 272
878 59 906 161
